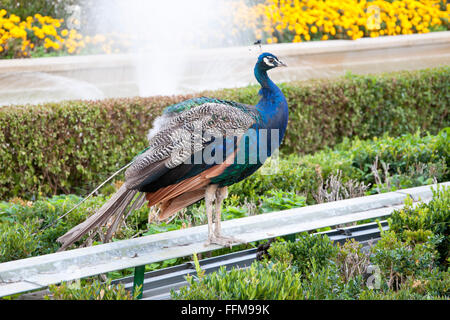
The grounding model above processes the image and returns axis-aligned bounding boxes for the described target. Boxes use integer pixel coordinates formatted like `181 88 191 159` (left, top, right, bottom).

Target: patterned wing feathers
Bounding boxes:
125 102 256 188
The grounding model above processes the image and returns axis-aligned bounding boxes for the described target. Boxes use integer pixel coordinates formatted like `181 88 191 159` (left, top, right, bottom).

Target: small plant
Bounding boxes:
336 239 371 282
370 230 440 291
268 233 338 275
46 278 138 300
370 155 393 193
260 190 306 213
370 157 447 194
313 169 370 203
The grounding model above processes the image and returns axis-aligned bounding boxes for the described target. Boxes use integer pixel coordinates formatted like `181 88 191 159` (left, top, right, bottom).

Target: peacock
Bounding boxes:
57 52 288 251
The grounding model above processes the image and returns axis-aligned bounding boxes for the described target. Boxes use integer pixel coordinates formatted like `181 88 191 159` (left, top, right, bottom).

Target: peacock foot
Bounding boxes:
205 234 245 248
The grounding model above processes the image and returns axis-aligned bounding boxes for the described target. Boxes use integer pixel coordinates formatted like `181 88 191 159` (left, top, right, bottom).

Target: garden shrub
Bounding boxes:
387 185 450 267
359 269 450 300
0 193 104 259
172 260 305 300
0 220 39 262
300 264 366 300
0 67 448 200
339 128 450 186
370 230 441 291
259 190 306 213
267 233 338 275
173 259 368 300
369 186 449 291
336 239 370 282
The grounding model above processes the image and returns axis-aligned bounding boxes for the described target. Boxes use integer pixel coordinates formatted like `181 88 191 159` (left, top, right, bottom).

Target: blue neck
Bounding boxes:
254 65 287 117
254 65 279 93
253 63 289 154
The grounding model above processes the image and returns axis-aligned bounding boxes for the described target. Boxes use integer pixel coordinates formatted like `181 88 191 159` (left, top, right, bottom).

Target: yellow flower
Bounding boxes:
35 30 45 39
10 27 27 38
9 14 20 23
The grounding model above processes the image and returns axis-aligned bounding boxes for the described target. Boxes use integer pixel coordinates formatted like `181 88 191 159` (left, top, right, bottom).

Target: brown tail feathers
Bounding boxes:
57 184 140 251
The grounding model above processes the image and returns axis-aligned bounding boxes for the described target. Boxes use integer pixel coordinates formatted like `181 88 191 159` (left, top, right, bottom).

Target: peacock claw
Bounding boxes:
205 234 245 248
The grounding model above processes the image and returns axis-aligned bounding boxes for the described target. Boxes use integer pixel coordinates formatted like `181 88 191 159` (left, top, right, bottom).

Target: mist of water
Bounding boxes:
0 1 261 106
0 72 105 106
87 0 258 96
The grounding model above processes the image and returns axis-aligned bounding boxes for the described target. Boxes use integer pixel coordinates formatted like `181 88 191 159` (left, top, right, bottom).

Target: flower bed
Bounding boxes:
0 9 125 58
235 0 449 43
1 1 449 59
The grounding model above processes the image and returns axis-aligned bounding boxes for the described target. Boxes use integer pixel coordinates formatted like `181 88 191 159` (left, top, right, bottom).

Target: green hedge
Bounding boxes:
229 129 449 206
0 67 448 200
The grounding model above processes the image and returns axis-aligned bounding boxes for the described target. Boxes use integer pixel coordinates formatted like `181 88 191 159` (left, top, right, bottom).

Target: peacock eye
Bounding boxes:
263 56 276 67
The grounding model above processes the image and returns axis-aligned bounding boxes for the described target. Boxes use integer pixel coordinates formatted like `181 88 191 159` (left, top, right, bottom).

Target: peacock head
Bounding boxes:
256 52 287 71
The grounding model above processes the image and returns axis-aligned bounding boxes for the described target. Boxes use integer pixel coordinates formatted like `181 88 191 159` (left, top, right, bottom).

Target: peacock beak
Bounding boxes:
277 60 287 67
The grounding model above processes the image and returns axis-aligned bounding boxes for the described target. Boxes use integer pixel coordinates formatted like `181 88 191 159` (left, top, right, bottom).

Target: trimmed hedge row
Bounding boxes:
0 67 449 200
228 129 449 206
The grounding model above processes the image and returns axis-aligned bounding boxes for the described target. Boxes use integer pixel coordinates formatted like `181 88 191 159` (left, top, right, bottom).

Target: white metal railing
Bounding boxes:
0 182 447 298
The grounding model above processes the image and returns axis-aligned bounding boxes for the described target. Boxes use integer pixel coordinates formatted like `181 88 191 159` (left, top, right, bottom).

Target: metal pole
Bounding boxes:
133 265 145 299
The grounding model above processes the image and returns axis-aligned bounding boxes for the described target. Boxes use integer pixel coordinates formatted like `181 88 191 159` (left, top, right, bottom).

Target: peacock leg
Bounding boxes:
214 186 228 236
204 184 218 246
209 186 244 247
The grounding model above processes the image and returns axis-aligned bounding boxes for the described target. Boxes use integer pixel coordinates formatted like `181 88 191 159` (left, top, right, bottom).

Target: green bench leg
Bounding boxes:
283 233 296 242
133 265 145 299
